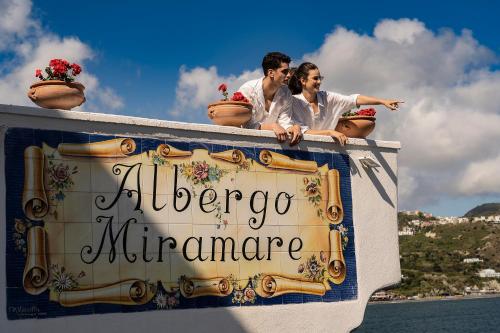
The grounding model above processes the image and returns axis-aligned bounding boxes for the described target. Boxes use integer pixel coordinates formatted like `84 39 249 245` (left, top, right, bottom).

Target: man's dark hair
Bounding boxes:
262 52 291 76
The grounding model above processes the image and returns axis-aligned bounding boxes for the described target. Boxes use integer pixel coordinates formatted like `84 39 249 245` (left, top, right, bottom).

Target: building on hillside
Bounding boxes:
487 215 500 223
472 215 500 223
398 227 415 236
400 210 433 218
463 258 483 264
425 231 437 238
478 269 500 278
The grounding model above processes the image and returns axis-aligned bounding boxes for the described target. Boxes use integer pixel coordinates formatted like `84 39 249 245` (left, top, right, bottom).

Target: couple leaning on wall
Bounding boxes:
236 52 403 146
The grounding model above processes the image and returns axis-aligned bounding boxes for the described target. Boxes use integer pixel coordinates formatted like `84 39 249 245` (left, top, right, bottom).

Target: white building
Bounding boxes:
398 227 415 236
463 258 483 264
478 269 500 278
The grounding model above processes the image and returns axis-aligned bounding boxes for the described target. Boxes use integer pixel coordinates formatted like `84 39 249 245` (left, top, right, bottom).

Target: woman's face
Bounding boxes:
301 68 322 94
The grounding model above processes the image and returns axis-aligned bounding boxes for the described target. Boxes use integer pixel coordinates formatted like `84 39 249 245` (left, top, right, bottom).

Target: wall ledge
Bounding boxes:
0 104 401 149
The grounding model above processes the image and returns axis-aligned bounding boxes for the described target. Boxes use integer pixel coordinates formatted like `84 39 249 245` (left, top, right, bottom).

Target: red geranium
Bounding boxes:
231 91 249 103
35 58 83 82
71 63 82 76
342 108 377 117
357 108 376 116
218 83 227 92
216 83 249 103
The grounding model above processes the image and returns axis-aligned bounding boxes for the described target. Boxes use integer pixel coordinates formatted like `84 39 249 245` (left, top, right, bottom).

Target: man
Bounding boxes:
239 52 301 145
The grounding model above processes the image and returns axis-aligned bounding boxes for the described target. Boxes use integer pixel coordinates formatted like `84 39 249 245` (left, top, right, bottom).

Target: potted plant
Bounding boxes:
335 108 377 138
207 83 253 127
28 59 85 110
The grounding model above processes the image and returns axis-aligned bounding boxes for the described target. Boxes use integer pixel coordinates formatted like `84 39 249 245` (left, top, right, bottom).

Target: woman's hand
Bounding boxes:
287 124 302 146
380 99 403 111
329 130 348 146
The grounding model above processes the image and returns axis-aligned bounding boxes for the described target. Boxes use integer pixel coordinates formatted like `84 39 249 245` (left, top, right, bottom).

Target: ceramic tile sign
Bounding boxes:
5 128 357 319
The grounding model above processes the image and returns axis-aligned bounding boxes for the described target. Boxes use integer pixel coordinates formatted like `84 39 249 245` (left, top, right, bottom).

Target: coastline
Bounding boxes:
368 293 500 305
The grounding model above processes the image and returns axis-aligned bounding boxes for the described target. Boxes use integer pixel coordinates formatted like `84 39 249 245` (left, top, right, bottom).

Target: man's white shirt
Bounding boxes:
238 77 294 130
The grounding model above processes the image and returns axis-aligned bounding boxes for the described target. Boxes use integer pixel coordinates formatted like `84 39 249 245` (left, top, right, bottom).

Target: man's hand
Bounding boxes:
270 123 288 143
287 125 302 146
329 130 348 146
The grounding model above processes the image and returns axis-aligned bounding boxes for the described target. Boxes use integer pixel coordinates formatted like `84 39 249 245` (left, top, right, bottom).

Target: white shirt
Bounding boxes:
238 77 294 130
291 91 359 133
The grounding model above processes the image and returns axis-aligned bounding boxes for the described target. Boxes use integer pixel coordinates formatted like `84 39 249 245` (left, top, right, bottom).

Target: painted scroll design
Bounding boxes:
14 139 351 310
18 138 157 306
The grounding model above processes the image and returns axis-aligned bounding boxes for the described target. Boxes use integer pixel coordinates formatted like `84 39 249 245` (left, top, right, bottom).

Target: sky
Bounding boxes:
1 0 499 217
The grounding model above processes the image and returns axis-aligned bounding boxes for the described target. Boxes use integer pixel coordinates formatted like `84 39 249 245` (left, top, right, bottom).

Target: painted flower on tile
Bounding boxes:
12 218 32 255
232 289 244 304
320 250 328 263
237 160 251 171
334 224 349 250
50 264 80 293
151 152 169 166
153 291 168 309
208 165 222 182
230 275 260 304
193 161 209 182
305 182 319 196
153 288 180 310
243 287 256 303
179 161 227 186
47 155 78 202
302 176 324 220
302 254 327 282
15 218 27 234
178 161 228 228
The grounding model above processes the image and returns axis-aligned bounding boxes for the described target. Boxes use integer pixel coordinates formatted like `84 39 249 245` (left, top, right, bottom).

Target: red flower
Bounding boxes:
218 83 227 92
71 63 82 75
357 108 376 116
35 69 42 77
231 91 248 102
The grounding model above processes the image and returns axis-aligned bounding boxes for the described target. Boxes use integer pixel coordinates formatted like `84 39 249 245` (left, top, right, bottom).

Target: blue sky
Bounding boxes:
1 0 500 216
27 0 500 118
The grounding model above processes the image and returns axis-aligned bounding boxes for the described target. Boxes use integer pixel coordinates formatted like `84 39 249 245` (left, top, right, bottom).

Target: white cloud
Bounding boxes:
172 18 500 209
0 0 123 112
0 0 38 50
374 18 425 44
458 154 500 195
171 66 261 122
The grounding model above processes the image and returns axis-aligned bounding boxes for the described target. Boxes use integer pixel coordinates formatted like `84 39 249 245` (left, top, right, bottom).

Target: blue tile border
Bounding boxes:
4 128 357 319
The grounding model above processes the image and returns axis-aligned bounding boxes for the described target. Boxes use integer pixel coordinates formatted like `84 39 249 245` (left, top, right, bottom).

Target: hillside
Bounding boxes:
464 203 500 218
392 221 500 297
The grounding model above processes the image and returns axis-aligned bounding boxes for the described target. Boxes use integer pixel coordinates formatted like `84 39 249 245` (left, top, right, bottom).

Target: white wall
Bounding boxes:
0 104 400 333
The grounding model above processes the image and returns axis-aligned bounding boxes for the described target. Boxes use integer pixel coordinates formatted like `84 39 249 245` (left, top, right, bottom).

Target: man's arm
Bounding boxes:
356 95 404 111
260 123 288 143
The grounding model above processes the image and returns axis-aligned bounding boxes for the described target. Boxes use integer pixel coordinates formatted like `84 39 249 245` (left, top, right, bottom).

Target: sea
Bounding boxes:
355 296 500 332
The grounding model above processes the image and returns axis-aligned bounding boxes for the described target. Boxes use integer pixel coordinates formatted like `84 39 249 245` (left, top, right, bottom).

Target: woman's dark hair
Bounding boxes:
262 52 291 75
288 62 318 94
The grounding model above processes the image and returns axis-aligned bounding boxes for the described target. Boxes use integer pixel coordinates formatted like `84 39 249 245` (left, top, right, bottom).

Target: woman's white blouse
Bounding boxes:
292 91 359 133
238 77 294 130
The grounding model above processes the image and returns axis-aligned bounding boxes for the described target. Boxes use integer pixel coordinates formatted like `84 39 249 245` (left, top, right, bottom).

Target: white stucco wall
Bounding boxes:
0 104 400 333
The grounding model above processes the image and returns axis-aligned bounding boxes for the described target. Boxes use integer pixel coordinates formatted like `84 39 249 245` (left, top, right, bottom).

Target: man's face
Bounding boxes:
270 62 290 85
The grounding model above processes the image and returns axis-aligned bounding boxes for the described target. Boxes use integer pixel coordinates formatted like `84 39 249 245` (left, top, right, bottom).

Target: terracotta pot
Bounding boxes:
335 116 376 138
28 80 85 110
207 100 253 127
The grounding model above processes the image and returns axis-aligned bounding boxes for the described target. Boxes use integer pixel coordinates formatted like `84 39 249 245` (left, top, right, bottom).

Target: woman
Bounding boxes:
288 62 402 145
